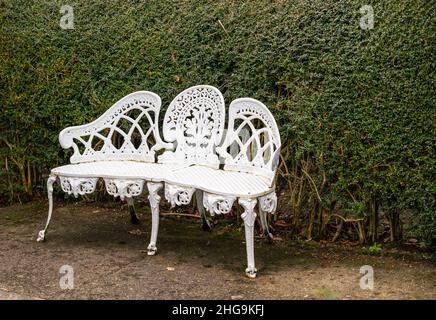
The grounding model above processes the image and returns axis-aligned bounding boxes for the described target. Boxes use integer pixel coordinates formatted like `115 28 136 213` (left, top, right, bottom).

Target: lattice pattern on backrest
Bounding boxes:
158 85 225 168
59 91 166 164
217 98 281 184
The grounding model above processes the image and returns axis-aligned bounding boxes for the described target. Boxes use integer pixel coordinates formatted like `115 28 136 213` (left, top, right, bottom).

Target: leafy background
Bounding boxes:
1 0 434 245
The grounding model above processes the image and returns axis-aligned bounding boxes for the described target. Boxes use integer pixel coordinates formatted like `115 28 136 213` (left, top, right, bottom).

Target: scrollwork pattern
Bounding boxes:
259 191 278 214
104 178 144 200
59 176 98 198
58 91 169 164
159 85 225 168
216 98 281 181
164 183 195 208
202 192 236 215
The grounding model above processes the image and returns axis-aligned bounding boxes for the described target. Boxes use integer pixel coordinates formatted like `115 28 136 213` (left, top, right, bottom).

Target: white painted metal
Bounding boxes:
38 87 281 279
37 174 56 242
159 85 225 168
146 182 163 255
104 178 144 201
258 191 278 239
203 192 236 215
51 161 188 179
259 191 278 214
59 91 171 164
163 165 273 197
216 98 281 184
38 91 171 243
238 198 258 278
216 99 281 277
59 176 98 198
164 183 196 208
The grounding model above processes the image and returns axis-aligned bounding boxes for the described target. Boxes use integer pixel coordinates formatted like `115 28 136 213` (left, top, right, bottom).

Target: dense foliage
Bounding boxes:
1 0 434 244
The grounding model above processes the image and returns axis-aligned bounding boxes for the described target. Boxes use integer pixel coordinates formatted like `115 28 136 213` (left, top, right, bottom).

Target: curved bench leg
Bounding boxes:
258 192 277 241
258 207 273 241
127 197 140 225
239 198 258 278
195 190 211 231
37 175 57 242
146 182 163 255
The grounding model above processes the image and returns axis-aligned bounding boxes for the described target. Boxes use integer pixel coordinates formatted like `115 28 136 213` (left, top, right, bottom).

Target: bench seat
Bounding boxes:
52 161 273 198
37 86 281 278
51 161 188 181
165 165 273 198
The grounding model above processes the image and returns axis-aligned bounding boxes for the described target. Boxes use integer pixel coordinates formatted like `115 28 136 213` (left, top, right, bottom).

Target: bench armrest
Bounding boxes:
59 91 172 163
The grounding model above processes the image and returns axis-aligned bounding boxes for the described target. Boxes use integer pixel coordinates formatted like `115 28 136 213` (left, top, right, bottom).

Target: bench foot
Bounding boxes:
147 182 163 256
36 175 57 242
36 230 46 242
245 267 257 279
147 244 157 255
239 198 258 279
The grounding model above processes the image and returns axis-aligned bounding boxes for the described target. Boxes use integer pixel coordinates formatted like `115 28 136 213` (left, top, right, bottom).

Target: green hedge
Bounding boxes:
1 0 434 244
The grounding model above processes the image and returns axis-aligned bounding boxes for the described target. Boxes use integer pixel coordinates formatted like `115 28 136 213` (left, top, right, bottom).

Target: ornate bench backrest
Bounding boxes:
217 98 281 185
59 91 166 164
159 85 225 168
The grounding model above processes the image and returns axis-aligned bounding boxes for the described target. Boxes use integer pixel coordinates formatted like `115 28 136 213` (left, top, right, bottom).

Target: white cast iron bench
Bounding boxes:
37 85 281 278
